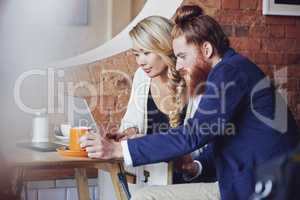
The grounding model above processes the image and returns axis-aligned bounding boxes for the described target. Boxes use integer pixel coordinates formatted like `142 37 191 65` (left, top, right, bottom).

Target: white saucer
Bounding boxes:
54 134 69 141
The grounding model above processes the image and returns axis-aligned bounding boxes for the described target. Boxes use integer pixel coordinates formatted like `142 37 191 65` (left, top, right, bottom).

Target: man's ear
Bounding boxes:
202 42 213 59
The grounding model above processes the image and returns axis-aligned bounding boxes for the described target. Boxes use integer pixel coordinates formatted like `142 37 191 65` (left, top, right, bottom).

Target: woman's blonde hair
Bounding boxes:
129 16 186 128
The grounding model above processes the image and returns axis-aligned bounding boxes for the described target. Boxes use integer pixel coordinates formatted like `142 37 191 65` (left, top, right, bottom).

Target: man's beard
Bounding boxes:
183 58 212 97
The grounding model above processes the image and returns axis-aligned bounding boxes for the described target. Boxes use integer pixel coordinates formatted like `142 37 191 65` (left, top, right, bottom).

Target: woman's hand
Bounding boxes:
79 132 123 160
106 127 142 142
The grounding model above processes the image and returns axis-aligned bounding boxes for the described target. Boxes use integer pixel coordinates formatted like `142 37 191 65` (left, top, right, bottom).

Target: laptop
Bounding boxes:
16 142 63 152
68 96 99 133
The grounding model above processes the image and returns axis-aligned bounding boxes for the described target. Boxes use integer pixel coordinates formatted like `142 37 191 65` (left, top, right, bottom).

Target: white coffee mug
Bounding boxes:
60 124 71 137
32 113 49 142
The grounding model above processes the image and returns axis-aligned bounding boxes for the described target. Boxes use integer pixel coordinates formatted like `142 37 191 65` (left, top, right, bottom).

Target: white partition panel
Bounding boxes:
49 0 183 68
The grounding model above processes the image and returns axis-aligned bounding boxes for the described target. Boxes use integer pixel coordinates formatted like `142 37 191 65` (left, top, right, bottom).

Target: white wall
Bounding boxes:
0 0 136 145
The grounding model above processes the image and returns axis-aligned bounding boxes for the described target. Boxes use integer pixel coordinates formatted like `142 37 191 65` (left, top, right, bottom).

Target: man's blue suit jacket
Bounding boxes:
127 49 300 200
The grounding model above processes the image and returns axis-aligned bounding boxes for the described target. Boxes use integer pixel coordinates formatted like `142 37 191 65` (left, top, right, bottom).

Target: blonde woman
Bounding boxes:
118 16 186 140
115 16 191 190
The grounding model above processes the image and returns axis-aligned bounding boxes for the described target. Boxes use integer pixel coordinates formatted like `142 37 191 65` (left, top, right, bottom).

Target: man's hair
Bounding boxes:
172 5 230 56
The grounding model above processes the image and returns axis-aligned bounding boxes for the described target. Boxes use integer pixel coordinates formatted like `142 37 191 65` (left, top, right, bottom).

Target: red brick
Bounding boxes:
235 26 250 37
92 107 110 123
288 92 296 106
238 13 262 26
125 52 138 69
115 94 130 112
262 39 297 52
250 25 285 38
249 26 268 38
88 62 101 84
257 0 263 11
67 82 98 97
254 52 269 64
99 95 116 111
264 16 296 25
240 0 258 9
268 53 286 65
296 40 300 51
216 13 237 25
85 96 100 110
222 0 239 9
222 25 234 36
188 0 221 9
268 25 285 38
284 54 300 65
286 25 300 38
98 122 120 135
76 64 92 82
230 37 261 51
294 91 300 104
114 76 131 89
211 0 222 9
286 79 298 91
103 122 121 134
288 65 300 78
217 10 260 25
287 91 300 106
110 112 125 123
215 9 238 25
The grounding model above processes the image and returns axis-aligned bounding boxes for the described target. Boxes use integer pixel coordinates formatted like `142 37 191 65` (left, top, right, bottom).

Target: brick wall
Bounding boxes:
59 0 300 131
55 51 138 133
213 0 300 124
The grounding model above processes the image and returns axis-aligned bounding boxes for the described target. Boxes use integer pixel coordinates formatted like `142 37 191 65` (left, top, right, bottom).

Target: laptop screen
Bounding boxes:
67 96 99 134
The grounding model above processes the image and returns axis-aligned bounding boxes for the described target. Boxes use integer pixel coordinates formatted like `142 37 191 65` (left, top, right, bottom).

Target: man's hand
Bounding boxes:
79 132 123 160
174 154 199 177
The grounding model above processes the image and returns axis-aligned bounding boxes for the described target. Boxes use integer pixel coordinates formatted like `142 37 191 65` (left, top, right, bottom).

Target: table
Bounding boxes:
4 146 131 200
